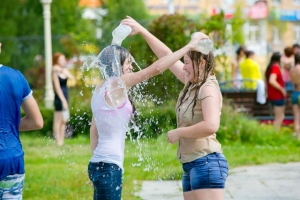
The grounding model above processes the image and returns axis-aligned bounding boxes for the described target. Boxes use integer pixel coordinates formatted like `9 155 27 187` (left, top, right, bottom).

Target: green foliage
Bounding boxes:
0 0 97 73
139 14 196 102
231 3 245 45
20 132 300 199
199 11 233 80
30 90 298 148
99 0 149 50
218 100 296 146
131 101 177 139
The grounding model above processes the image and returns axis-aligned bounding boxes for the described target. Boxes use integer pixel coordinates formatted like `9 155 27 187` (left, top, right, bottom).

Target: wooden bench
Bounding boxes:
219 79 294 121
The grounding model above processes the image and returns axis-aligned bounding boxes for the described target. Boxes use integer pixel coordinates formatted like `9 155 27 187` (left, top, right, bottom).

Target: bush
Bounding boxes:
130 101 177 139
26 87 298 147
217 100 296 146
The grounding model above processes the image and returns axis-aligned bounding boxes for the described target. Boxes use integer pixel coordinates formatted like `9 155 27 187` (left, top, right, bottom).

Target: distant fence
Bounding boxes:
219 79 294 121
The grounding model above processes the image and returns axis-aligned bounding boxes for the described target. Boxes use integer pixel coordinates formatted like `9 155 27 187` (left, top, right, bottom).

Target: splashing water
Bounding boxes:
76 24 174 182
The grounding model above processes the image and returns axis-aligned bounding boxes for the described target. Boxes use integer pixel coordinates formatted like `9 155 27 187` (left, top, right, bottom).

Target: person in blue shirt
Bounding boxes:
0 42 43 199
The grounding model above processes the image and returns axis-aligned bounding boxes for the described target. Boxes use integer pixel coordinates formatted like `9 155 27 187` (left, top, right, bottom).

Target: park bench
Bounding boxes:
219 79 294 122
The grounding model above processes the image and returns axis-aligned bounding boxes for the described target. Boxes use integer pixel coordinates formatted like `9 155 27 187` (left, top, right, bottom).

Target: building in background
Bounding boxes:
143 0 300 57
79 0 107 39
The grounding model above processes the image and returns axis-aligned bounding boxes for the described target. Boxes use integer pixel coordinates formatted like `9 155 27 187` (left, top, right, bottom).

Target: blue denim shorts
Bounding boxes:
291 91 300 105
270 99 285 106
0 174 25 199
88 162 122 200
182 152 228 191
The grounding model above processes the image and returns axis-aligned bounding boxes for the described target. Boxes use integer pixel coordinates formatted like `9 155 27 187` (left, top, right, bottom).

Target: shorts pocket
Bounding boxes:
218 160 228 181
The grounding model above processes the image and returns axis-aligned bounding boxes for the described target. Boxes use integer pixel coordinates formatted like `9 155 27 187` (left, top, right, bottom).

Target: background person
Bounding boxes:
88 33 207 200
239 50 262 90
289 53 300 140
52 52 74 146
231 46 246 90
292 43 300 55
122 16 228 200
281 46 294 90
265 52 286 130
0 42 43 199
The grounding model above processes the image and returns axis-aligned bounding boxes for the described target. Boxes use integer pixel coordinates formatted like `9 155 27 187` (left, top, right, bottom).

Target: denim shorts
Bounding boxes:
88 162 122 200
182 152 228 192
0 174 25 200
291 91 300 105
269 99 285 106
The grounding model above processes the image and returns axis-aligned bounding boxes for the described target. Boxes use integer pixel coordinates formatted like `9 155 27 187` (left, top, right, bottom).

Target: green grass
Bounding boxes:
21 133 300 200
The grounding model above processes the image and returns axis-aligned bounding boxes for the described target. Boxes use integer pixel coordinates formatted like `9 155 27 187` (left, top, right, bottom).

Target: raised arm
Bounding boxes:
120 31 209 88
121 16 186 83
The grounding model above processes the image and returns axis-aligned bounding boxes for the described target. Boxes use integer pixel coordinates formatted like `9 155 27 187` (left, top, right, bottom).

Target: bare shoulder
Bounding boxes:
52 65 61 73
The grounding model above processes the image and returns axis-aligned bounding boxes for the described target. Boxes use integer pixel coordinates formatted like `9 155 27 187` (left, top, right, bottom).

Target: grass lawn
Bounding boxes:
21 133 300 200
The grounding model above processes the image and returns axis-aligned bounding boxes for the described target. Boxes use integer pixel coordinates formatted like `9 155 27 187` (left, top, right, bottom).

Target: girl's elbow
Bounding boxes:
36 117 44 129
35 118 44 129
207 123 220 133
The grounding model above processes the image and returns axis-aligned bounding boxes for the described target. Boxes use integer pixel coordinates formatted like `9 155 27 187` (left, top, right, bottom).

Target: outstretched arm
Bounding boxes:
120 32 208 88
121 16 186 83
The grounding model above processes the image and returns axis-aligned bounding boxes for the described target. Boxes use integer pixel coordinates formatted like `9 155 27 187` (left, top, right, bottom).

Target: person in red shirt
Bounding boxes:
265 52 287 130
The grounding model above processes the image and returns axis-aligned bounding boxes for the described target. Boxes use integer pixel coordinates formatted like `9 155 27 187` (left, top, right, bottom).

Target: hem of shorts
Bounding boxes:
183 186 225 192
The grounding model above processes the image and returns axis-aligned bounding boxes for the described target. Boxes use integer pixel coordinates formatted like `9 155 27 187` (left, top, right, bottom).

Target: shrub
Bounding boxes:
217 100 296 146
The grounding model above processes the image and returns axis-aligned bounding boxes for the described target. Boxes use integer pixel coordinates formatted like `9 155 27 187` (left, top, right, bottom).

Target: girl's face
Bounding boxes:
183 54 204 83
122 56 133 74
58 55 67 67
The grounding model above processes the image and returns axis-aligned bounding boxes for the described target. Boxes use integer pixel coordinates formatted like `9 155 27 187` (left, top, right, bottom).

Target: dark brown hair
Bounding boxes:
284 47 293 57
295 53 300 65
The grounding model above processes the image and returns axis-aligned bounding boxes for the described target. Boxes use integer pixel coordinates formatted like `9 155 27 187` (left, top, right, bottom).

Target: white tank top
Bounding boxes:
90 80 133 172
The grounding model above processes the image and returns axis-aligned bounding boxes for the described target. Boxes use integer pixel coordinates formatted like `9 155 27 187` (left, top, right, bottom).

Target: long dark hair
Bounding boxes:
177 51 215 118
265 52 281 81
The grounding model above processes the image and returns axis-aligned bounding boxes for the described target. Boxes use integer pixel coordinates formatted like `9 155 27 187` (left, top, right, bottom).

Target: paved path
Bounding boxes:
135 162 300 200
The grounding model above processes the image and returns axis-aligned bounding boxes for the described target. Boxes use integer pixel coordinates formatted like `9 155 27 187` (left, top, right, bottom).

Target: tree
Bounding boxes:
0 0 96 74
140 14 197 103
98 0 150 59
231 3 245 45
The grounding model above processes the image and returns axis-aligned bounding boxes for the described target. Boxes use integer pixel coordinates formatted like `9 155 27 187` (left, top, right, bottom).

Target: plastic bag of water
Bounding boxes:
112 24 132 46
191 32 214 55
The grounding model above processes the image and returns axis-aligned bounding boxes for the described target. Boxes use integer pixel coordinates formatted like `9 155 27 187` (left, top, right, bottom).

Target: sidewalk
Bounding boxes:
135 162 300 200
